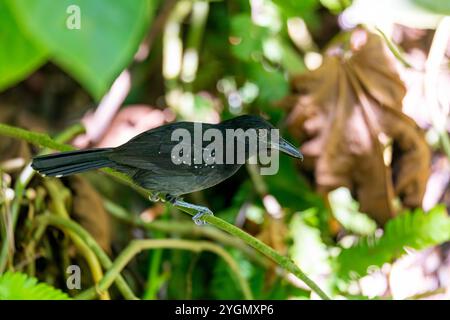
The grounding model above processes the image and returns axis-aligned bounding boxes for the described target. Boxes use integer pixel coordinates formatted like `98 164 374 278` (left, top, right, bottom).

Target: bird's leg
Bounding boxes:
176 200 214 226
165 194 214 225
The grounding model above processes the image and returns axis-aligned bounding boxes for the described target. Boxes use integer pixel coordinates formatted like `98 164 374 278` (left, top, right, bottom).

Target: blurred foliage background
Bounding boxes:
0 0 450 300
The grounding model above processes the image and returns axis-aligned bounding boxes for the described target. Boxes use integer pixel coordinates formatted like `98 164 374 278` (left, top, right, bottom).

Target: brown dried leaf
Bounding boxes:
257 215 288 287
283 28 430 225
67 176 112 253
257 216 288 255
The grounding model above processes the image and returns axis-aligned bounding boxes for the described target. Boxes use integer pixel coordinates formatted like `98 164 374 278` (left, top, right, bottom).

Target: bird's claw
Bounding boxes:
149 193 161 202
192 208 214 226
164 194 179 204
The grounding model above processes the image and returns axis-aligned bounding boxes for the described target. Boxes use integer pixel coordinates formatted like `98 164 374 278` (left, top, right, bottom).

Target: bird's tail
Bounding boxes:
31 148 115 177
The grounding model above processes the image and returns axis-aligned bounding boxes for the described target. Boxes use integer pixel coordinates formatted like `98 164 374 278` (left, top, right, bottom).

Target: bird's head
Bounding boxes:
222 115 303 160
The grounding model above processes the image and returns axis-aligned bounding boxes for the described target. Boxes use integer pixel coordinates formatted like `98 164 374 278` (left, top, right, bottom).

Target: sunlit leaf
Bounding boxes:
412 0 450 15
320 0 351 13
329 187 377 236
0 272 71 300
273 0 320 23
289 211 331 277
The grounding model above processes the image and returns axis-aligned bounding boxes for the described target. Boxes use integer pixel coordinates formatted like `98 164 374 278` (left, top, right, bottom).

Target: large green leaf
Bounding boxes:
0 272 70 300
0 1 47 91
335 206 450 280
9 0 156 100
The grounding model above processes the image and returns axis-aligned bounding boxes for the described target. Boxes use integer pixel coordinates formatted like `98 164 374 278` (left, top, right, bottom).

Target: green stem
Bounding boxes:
181 0 209 88
143 206 168 300
0 123 78 152
44 180 110 300
35 214 138 300
104 199 267 266
0 123 330 299
76 239 253 300
0 123 85 273
24 222 47 276
375 27 413 69
200 215 330 300
144 246 164 299
0 122 146 197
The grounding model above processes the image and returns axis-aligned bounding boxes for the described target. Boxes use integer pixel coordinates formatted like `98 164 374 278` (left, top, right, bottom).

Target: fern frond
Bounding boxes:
0 272 71 300
335 206 450 280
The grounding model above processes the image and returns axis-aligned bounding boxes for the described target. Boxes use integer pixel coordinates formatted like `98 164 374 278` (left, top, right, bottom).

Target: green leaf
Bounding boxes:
289 211 331 277
413 0 450 15
320 0 351 14
0 272 71 300
0 1 47 91
9 0 156 100
210 248 307 299
264 156 324 212
279 41 306 75
273 0 320 17
272 0 320 24
335 206 450 280
211 249 249 299
328 187 377 236
230 14 268 62
245 62 288 110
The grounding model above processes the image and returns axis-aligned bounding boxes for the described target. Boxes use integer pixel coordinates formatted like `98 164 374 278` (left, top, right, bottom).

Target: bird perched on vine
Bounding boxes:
31 115 302 224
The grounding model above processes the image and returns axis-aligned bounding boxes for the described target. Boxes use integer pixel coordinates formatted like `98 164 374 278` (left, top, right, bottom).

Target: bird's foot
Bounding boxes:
192 208 214 226
149 192 161 202
170 198 214 226
164 194 179 204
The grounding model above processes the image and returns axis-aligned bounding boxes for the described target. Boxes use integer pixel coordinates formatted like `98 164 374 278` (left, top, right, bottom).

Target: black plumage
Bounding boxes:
31 115 302 224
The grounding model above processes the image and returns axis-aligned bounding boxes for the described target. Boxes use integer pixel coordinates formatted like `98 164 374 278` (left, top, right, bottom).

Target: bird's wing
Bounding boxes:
109 122 214 175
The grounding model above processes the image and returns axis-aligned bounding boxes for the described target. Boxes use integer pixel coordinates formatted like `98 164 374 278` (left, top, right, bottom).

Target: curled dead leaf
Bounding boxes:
282 28 431 225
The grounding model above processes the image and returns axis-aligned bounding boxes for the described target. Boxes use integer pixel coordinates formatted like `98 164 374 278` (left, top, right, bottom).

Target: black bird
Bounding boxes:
31 115 302 224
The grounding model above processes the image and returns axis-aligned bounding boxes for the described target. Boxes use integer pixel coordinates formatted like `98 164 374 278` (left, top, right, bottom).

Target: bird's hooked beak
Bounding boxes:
271 137 303 160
